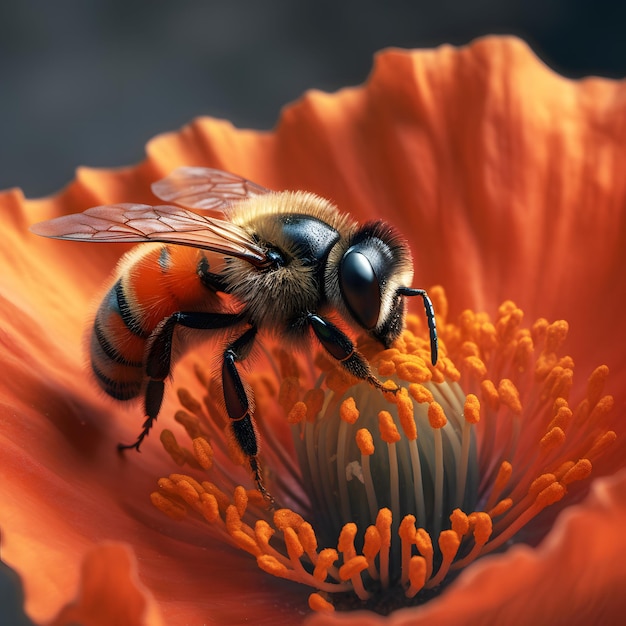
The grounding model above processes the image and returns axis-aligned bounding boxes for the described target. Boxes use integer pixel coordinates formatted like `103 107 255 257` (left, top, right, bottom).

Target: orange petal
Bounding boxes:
49 543 163 626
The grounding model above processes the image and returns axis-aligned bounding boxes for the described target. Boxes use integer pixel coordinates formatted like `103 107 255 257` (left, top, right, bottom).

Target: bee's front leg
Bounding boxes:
306 313 397 393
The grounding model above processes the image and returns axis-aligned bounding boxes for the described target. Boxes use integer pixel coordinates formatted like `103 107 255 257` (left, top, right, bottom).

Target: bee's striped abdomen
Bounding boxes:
89 244 227 401
90 279 147 400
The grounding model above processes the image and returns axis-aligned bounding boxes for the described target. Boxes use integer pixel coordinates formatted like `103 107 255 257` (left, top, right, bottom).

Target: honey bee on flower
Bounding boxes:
31 166 438 501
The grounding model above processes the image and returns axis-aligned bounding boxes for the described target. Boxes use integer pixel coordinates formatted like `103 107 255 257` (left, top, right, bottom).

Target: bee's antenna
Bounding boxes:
397 287 438 366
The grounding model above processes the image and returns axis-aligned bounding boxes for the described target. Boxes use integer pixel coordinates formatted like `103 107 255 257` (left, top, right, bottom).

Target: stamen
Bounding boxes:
376 508 392 589
362 525 381 580
457 395 480 505
405 556 427 598
356 428 378 520
309 593 335 612
414 528 434 582
486 461 512 507
399 515 417 585
378 411 401 529
287 401 307 424
339 557 371 600
428 402 447 537
192 437 214 469
425 530 460 588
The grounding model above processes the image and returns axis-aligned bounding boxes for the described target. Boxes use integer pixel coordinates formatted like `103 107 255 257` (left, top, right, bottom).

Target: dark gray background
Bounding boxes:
2 0 625 197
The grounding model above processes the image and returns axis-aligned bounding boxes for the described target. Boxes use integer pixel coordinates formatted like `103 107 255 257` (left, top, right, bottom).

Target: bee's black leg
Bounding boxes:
221 327 277 507
306 313 396 392
117 311 245 452
117 379 165 452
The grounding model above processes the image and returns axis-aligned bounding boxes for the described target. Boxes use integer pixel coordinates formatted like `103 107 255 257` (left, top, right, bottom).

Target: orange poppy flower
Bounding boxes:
1 35 626 625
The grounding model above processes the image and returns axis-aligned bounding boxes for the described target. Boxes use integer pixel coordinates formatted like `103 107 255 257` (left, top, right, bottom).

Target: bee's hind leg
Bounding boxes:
117 380 164 452
221 326 277 508
118 310 244 453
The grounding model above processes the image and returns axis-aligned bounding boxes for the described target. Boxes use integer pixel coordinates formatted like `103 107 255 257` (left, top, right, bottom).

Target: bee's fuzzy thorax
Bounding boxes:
229 190 355 236
224 190 356 327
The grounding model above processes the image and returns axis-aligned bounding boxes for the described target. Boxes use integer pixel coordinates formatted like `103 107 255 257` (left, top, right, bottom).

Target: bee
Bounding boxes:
31 167 438 501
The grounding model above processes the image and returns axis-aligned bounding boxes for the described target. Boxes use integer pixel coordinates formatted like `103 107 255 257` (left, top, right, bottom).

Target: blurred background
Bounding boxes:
2 0 625 197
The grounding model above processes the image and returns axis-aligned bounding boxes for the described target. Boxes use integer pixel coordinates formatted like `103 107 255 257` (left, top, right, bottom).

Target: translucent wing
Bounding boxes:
30 203 269 266
151 166 270 212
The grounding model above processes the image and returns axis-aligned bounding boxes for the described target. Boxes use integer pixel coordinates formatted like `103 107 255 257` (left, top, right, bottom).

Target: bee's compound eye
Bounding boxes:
339 248 380 330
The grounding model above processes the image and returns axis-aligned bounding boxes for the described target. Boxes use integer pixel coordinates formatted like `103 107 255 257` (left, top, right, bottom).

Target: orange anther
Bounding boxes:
233 485 248 518
376 508 392 546
198 493 219 523
464 355 487 379
428 402 447 429
438 529 461 560
284 527 304 560
405 556 427 598
414 528 433 556
278 377 301 411
273 508 305 531
494 461 513 491
544 320 569 353
548 406 573 431
303 387 325 422
450 508 469 537
408 383 434 404
362 526 382 560
159 429 185 466
469 512 492 545
149 492 186 521
340 396 360 424
487 498 512 518
498 379 522 414
378 411 401 443
399 515 417 543
377 359 396 376
587 365 609 408
356 428 375 455
287 401 307 424
339 556 369 580
397 390 417 440
313 548 338 582
177 387 203 414
256 555 290 578
396 356 431 383
528 474 556 499
535 482 566 509
463 394 481 424
192 436 214 469
480 379 500 410
539 426 566 451
309 593 335 612
254 520 275 547
338 523 357 556
561 459 592 485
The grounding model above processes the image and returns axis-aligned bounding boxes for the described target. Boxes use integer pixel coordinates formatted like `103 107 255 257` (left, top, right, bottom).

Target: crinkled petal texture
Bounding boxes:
0 36 625 625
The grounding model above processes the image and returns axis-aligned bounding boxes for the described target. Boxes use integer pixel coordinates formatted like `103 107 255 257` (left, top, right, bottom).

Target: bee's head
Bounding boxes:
338 221 438 365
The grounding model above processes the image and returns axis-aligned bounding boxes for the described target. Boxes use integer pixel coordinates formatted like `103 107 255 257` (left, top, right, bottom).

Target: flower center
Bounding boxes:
149 287 617 615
